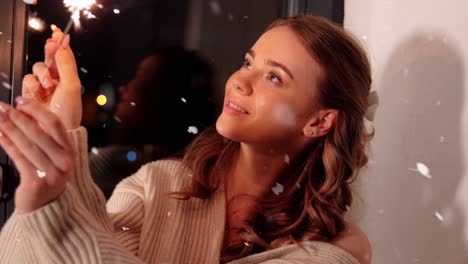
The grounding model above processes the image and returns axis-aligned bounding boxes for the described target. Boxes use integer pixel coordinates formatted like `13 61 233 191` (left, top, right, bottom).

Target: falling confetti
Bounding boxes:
36 170 46 178
284 154 290 164
122 226 130 231
91 147 99 155
272 182 284 195
167 211 172 217
114 116 122 123
113 9 120 14
416 162 431 178
0 72 8 79
80 67 88 74
434 211 444 222
2 81 12 90
187 126 198 134
127 151 137 162
439 136 445 143
361 36 367 40
55 103 62 109
243 241 252 247
0 32 3 35
209 0 222 15
181 97 187 103
130 102 136 106
345 205 351 211
243 15 249 19
296 183 300 189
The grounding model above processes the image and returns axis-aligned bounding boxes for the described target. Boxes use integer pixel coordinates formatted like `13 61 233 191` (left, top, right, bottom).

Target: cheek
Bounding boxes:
272 103 297 128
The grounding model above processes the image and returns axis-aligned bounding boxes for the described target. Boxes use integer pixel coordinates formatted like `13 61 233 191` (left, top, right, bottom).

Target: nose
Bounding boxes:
233 75 253 96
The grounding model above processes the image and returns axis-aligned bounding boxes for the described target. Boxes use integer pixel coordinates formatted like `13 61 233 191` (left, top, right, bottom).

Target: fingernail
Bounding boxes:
62 35 70 49
0 105 9 122
51 24 57 31
16 96 30 105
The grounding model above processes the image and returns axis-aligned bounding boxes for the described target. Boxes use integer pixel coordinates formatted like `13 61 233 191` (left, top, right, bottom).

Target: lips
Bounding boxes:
225 97 249 114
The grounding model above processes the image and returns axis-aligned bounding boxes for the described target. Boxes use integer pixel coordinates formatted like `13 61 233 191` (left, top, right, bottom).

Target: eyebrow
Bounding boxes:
247 50 294 80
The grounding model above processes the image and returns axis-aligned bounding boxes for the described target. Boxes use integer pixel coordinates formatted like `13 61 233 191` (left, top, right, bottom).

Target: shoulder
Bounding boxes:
331 221 372 264
143 159 193 190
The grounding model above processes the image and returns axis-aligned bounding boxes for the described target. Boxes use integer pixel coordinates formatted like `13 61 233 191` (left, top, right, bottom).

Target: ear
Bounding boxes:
303 109 338 138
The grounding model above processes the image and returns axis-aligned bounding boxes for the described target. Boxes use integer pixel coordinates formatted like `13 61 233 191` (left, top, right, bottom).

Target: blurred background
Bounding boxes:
1 0 467 263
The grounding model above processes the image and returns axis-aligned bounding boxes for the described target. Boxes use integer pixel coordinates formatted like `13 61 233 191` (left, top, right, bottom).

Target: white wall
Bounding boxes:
345 0 468 263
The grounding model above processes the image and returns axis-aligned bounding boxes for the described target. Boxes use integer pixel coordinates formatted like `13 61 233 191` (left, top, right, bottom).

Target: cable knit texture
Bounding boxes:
0 127 359 264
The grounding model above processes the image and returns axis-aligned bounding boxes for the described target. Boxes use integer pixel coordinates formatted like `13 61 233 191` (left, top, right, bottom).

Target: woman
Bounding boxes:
0 16 373 263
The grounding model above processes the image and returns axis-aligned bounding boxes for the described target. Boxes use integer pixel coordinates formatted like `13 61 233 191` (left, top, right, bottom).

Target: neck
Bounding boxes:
226 143 297 200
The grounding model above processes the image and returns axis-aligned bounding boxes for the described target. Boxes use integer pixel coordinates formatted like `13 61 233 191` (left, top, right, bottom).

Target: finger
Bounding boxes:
44 38 58 69
55 35 81 94
15 97 75 153
22 74 40 99
33 62 57 89
0 103 65 186
0 128 39 183
8 105 72 172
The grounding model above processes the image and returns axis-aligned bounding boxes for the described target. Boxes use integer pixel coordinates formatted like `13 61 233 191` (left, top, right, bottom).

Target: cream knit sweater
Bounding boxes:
0 127 359 264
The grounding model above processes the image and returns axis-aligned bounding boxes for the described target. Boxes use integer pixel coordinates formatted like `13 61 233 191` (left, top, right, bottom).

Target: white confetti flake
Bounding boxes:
0 32 2 35
284 154 290 164
181 97 187 103
435 211 444 222
114 116 122 123
361 35 367 40
296 183 300 189
187 126 198 134
272 182 284 195
80 67 88 74
2 81 11 90
416 162 431 178
91 147 99 155
55 103 62 109
102 123 107 128
113 9 120 14
345 205 350 211
36 170 46 178
243 241 252 247
122 226 130 231
439 136 445 143
167 211 172 217
130 101 136 106
0 132 3 137
243 15 248 19
228 13 234 21
0 72 8 79
7 40 12 44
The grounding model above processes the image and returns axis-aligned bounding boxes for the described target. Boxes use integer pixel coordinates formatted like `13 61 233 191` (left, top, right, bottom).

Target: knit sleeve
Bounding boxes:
0 183 145 264
0 126 148 263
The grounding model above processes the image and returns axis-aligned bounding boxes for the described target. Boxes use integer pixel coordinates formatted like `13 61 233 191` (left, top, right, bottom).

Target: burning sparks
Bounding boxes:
63 0 97 30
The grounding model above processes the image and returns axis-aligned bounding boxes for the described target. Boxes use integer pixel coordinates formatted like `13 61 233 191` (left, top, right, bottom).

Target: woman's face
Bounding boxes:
216 26 324 147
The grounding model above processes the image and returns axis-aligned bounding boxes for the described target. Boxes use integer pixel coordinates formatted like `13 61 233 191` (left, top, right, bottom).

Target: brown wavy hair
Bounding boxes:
168 15 373 262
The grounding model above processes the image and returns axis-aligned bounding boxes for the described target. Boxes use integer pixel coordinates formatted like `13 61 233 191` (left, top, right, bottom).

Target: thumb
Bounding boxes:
54 35 80 93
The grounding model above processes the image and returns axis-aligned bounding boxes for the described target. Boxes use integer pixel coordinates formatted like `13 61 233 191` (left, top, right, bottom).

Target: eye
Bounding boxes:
267 72 281 84
243 59 252 69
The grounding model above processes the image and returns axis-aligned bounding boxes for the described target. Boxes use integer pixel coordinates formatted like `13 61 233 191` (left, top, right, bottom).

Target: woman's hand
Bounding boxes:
22 26 82 130
0 98 75 214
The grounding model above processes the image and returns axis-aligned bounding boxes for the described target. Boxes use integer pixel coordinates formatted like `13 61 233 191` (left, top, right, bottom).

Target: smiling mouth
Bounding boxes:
227 102 248 113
